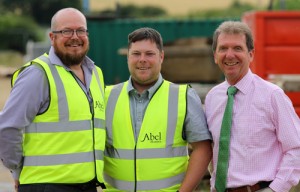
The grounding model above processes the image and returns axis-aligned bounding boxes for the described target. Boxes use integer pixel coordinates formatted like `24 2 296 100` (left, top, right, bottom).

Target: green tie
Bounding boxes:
215 86 238 192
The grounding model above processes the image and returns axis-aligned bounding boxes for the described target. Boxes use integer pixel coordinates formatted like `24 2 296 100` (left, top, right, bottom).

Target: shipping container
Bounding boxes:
243 11 300 117
87 18 229 85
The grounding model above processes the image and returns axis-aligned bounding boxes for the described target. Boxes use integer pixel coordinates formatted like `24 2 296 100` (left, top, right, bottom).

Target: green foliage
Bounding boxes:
31 0 82 25
272 0 300 10
98 4 167 18
186 0 256 19
0 13 43 53
0 0 82 25
185 0 300 19
0 0 80 52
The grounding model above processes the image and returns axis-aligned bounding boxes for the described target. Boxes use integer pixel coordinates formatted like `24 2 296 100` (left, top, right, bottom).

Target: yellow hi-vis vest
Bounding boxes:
104 80 188 191
12 53 106 184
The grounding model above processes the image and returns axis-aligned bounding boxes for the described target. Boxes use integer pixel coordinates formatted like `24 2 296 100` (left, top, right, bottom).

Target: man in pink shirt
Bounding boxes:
205 21 300 192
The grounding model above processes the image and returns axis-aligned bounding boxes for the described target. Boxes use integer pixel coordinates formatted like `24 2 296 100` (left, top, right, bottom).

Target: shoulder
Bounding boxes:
252 74 284 94
105 82 126 95
94 65 103 74
14 63 46 81
206 82 227 98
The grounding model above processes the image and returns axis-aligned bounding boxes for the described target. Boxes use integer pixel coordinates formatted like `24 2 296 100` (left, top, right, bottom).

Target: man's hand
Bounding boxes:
256 187 274 192
14 179 19 192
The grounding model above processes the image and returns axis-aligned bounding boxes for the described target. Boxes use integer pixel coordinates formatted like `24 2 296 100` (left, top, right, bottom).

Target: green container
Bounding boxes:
87 18 229 85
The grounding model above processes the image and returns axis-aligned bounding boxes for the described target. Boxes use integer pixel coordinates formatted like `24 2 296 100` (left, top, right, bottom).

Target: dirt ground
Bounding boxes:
0 75 14 191
0 76 11 109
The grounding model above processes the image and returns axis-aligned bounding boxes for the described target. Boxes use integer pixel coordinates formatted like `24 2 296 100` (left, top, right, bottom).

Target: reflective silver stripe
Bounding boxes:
37 55 69 121
94 118 105 129
26 119 104 133
24 151 94 166
105 82 187 158
30 55 106 134
24 56 105 168
95 149 104 161
105 81 187 190
106 83 124 145
39 56 105 125
93 68 105 100
104 172 185 191
166 83 179 146
105 146 187 159
26 120 91 133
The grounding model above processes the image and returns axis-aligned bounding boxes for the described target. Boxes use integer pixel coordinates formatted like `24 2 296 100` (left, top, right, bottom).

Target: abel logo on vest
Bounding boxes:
94 100 104 112
141 132 162 143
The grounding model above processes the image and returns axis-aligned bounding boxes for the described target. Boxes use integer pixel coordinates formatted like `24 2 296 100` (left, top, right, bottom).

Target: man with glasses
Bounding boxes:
0 8 106 192
52 28 89 38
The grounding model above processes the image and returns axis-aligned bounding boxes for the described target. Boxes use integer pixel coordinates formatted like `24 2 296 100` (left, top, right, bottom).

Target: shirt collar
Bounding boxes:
48 46 95 71
127 74 163 99
225 69 254 95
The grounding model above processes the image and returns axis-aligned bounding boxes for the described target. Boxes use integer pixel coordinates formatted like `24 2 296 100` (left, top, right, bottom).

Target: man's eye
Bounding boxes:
63 30 72 35
218 47 227 51
77 30 85 34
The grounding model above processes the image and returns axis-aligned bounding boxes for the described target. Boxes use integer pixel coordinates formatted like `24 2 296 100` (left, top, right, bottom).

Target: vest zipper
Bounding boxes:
134 144 137 192
89 90 97 179
71 72 97 179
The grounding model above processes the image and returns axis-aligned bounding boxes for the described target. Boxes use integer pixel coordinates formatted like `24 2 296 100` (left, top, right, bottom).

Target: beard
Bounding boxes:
56 51 88 67
54 39 89 67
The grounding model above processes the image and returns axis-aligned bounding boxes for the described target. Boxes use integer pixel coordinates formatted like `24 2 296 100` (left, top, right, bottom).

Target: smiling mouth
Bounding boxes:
67 44 82 47
137 67 149 70
225 62 238 66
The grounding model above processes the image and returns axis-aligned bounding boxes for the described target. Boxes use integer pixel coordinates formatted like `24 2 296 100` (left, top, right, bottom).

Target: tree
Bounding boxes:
0 13 42 53
96 4 167 19
0 0 82 25
272 0 300 10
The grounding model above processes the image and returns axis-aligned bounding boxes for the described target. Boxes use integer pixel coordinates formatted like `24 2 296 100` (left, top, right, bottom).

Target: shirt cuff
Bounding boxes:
11 168 21 180
269 178 292 192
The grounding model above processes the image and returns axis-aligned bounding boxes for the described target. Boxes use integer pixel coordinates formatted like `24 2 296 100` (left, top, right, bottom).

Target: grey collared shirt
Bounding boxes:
127 74 211 143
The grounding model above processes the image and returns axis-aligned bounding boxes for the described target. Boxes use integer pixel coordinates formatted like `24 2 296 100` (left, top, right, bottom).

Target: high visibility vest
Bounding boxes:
12 53 106 184
104 80 188 191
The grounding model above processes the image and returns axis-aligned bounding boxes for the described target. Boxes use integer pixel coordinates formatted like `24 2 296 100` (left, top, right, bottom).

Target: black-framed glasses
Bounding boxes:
52 29 89 37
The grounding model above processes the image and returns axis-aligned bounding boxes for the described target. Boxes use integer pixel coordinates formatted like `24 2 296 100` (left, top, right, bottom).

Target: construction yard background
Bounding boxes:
0 0 300 191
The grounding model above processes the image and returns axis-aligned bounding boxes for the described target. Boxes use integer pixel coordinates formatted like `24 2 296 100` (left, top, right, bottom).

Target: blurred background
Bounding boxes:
0 0 298 83
0 0 300 191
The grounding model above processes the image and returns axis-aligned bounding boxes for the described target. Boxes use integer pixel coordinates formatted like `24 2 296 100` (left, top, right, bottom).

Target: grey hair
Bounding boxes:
212 21 254 52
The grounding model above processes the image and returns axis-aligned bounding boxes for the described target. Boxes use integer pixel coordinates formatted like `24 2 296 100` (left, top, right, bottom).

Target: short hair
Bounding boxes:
212 21 254 52
128 27 163 52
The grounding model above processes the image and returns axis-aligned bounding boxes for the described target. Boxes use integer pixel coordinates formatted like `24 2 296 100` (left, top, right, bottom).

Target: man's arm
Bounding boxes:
0 65 48 177
179 140 212 192
269 89 300 191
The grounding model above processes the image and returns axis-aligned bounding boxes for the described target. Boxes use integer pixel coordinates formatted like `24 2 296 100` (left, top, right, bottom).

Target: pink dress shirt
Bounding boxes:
205 70 300 192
